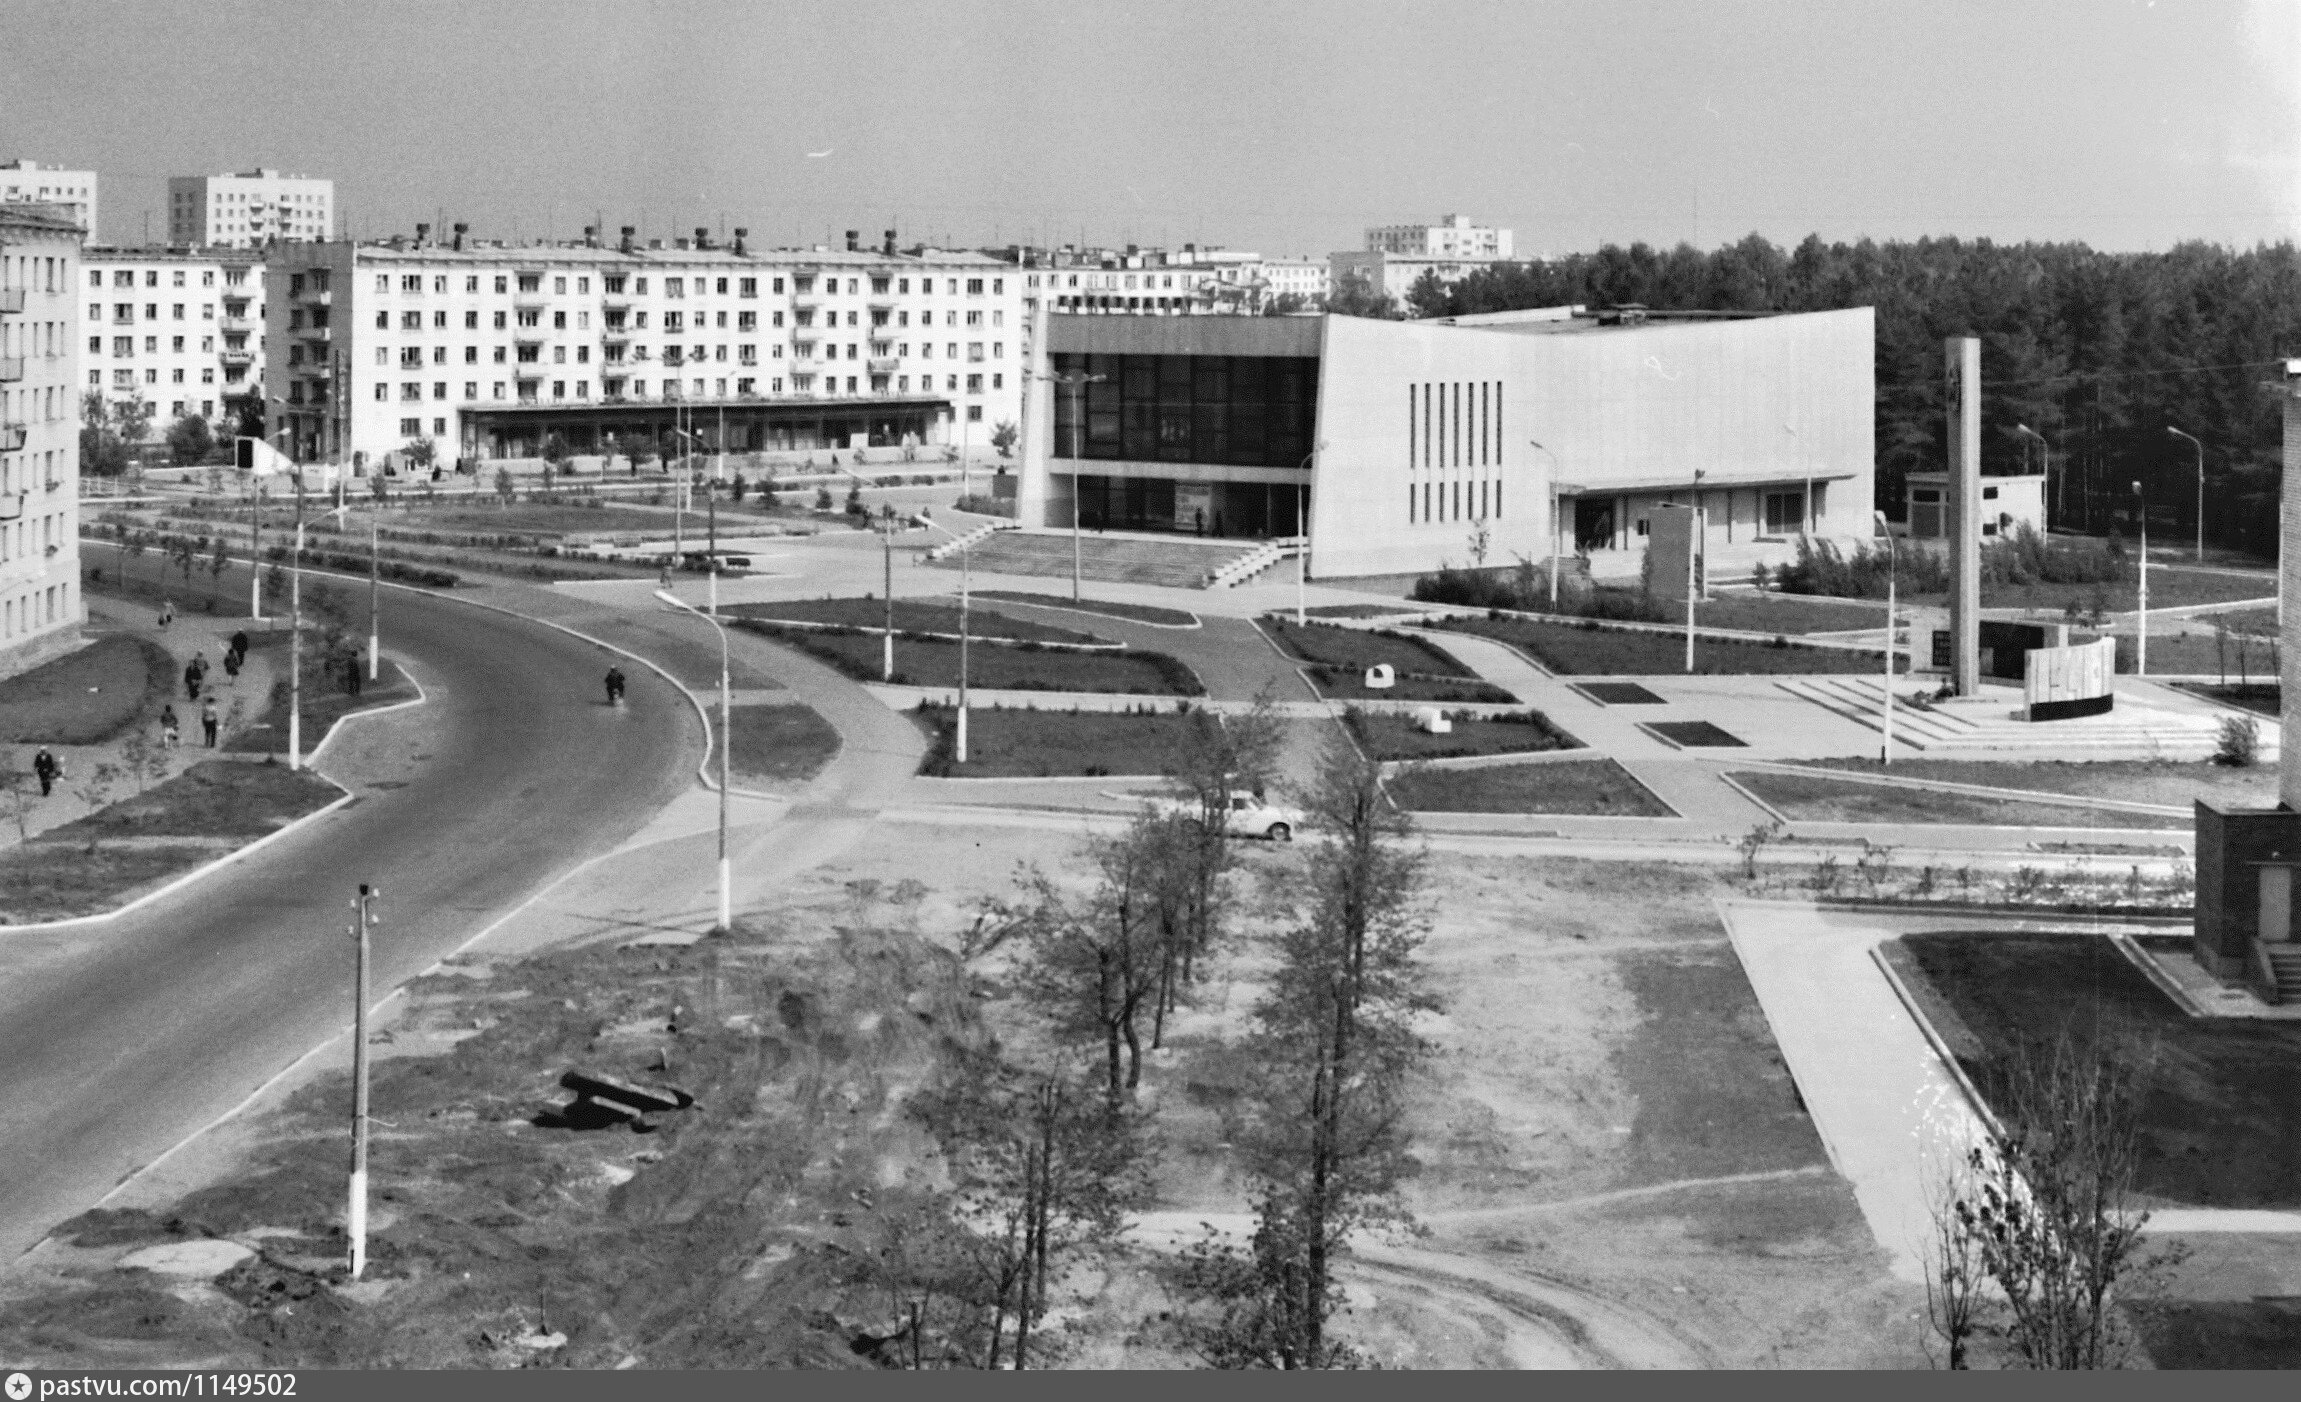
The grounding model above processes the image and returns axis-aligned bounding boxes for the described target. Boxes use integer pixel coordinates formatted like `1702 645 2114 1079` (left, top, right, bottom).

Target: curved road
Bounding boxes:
0 564 702 1258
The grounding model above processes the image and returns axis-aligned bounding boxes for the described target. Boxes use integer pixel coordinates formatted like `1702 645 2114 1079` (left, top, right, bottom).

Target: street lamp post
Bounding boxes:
1529 440 1565 607
367 516 380 681
920 517 974 762
2133 480 2149 678
1036 369 1107 603
289 473 306 771
2167 426 2205 562
1295 446 1323 626
881 510 897 682
345 883 378 1280
1875 511 1896 765
653 588 733 933
1684 469 1706 674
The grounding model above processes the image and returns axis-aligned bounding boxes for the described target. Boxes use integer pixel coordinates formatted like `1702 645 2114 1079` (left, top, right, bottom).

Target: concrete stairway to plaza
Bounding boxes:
2268 946 2301 1003
1776 676 2240 760
929 529 1265 589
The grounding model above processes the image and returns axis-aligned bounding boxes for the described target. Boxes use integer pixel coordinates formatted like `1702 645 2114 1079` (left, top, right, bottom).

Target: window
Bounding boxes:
465 310 479 329
172 335 185 351
772 277 784 293
433 310 447 328
402 382 420 401
466 276 479 292
967 343 984 362
113 336 132 356
666 277 684 297
516 309 540 328
493 346 507 363
966 374 983 393
966 278 984 295
967 404 983 422
401 311 421 330
432 346 447 364
464 381 478 399
494 276 508 293
376 275 390 292
375 347 389 366
518 274 541 293
516 345 540 363
400 417 421 435
375 311 389 330
402 275 421 292
492 382 506 399
494 310 508 330
433 382 447 399
553 311 567 330
738 277 756 297
553 276 566 294
434 276 447 293
737 311 756 331
553 347 567 364
577 277 589 293
738 377 754 395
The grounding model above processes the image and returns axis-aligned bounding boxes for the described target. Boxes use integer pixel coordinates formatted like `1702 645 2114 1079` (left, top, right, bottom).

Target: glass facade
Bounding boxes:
1049 352 1318 468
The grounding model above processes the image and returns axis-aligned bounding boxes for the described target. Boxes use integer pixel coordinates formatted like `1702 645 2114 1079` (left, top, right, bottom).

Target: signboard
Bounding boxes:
2024 637 2116 721
1903 606 1951 677
1176 481 1214 534
1646 504 1704 604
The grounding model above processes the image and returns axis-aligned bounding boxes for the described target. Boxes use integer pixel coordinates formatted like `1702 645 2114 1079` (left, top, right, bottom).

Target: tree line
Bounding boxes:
1363 235 2301 559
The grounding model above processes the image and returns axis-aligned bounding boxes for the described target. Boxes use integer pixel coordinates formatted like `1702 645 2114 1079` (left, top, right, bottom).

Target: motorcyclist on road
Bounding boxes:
605 666 626 705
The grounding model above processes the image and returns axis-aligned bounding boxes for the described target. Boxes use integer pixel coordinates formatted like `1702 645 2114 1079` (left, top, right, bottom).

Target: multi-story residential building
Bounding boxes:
81 249 265 437
1335 213 1517 304
1260 256 1330 306
1005 243 1274 317
1365 213 1513 260
1 161 97 239
0 204 87 676
261 225 1025 469
167 169 332 249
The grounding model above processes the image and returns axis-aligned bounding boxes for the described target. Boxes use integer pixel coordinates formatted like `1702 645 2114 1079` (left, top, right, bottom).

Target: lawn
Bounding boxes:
715 704 842 787
0 635 175 745
1343 706 1580 761
1302 666 1515 703
0 760 341 923
1787 756 2273 810
1385 756 1672 815
1258 616 1478 676
2204 605 2279 637
2132 631 2277 678
737 622 1202 696
350 503 679 539
225 659 419 755
1427 615 1897 677
1927 566 2273 616
1898 931 2301 1208
727 596 1105 645
910 704 1200 777
1730 771 2186 830
2170 682 2277 718
972 590 1200 628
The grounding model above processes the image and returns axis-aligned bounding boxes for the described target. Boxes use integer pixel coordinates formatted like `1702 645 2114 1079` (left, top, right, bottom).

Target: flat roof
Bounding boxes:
1046 313 1324 357
0 202 84 233
332 242 1008 269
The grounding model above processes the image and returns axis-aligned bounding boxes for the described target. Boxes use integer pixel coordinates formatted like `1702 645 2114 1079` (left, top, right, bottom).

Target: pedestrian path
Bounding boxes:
2 597 282 850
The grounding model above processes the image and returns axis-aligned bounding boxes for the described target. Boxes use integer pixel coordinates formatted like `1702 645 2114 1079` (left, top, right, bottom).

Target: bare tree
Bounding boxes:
66 762 121 854
1930 1032 2180 1369
1157 692 1285 1030
118 728 170 795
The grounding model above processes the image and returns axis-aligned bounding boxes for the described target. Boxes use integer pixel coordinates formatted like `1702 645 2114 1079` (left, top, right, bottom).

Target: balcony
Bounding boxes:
601 328 630 343
868 357 899 375
0 288 23 315
219 315 251 333
220 348 254 367
0 423 24 451
0 357 22 382
302 289 332 306
513 291 548 309
299 326 331 342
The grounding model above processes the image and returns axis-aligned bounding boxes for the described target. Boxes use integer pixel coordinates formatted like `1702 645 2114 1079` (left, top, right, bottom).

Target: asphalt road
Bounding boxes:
0 554 702 1258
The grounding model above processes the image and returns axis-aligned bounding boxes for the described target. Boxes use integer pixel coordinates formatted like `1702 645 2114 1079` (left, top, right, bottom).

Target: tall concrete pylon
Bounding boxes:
2280 359 2301 809
1945 337 1982 696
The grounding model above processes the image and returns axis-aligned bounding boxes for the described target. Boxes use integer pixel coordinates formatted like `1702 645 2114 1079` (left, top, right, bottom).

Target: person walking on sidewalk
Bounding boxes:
222 649 240 686
229 630 249 663
182 660 201 702
201 699 220 748
159 704 181 748
158 600 174 628
32 748 58 797
345 655 363 697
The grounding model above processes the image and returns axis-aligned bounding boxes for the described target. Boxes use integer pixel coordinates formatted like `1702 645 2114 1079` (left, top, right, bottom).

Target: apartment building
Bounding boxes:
0 204 87 676
1 161 97 238
1365 213 1513 260
81 249 265 436
1005 243 1276 317
167 169 332 249
1260 256 1330 306
260 226 1025 468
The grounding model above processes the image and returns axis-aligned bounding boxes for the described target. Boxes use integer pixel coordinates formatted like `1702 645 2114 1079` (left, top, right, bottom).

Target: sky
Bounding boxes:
3 0 2296 257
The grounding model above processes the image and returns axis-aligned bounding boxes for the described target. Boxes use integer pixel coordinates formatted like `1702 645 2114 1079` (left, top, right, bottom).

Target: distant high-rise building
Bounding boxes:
1363 213 1513 259
167 169 333 248
0 161 97 238
0 202 90 676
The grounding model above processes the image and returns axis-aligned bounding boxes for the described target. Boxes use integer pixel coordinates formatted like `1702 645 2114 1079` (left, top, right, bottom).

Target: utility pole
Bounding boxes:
1036 369 1106 602
1876 512 1896 765
289 476 305 771
2134 479 2149 678
249 474 263 619
2168 426 2205 562
1684 470 1705 674
346 883 378 1280
882 513 896 682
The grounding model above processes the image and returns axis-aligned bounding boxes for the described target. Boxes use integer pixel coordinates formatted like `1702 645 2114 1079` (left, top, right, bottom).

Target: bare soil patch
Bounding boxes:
973 591 1200 628
1386 757 1672 816
1428 615 1896 677
1733 771 2186 830
1344 708 1579 761
718 704 841 787
1788 755 2272 810
729 597 1106 645
910 704 1196 778
737 622 1200 696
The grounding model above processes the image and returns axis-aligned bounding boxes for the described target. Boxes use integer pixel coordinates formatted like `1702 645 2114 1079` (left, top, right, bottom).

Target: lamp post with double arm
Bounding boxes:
2014 423 2052 533
653 587 732 934
1036 368 1107 602
919 516 974 762
2167 426 2205 562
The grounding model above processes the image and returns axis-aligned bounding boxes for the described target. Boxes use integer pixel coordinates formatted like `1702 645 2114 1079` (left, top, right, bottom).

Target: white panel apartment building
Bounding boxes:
167 169 332 249
0 205 87 676
1 161 97 239
1334 213 1517 303
81 249 264 437
261 228 1025 469
1260 256 1330 305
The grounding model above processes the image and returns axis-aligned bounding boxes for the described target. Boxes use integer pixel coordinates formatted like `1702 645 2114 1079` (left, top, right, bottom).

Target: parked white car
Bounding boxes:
1156 789 1305 842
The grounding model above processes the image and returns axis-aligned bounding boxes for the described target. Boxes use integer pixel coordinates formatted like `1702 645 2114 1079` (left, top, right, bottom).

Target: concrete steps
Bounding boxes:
930 529 1265 589
1775 676 2238 759
2268 946 2301 1003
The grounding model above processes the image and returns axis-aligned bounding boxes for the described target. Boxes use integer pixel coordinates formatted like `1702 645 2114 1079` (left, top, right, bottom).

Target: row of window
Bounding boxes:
89 302 226 323
90 335 222 358
0 451 67 496
89 269 229 289
343 340 1006 369
360 372 1005 406
1410 381 1503 471
362 306 998 333
98 367 241 388
1410 478 1501 526
1 584 70 642
358 271 1004 299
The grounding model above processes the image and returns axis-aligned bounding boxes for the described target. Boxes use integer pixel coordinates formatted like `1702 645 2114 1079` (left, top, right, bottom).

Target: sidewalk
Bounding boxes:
2 595 282 849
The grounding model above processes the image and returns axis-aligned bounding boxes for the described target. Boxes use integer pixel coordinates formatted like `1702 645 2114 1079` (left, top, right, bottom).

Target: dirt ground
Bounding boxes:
0 827 1925 1369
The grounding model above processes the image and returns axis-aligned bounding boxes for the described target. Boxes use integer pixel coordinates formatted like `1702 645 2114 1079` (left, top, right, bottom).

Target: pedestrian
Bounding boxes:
160 703 181 748
605 666 626 706
190 652 208 685
346 656 363 697
230 630 249 659
183 661 201 701
158 600 174 628
31 748 58 798
201 699 220 748
222 649 240 685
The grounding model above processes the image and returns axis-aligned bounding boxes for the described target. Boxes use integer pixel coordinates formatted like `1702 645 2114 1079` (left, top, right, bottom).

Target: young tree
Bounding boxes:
66 762 121 853
1404 267 1455 320
1262 292 1310 317
165 412 215 466
1466 516 1492 568
1929 1032 2179 1369
916 1054 1144 1369
111 396 155 456
990 419 1020 459
207 538 231 605
80 393 131 477
402 435 438 479
118 728 170 795
493 464 516 506
1191 732 1437 1368
1323 271 1399 321
541 432 570 491
1155 695 1285 1037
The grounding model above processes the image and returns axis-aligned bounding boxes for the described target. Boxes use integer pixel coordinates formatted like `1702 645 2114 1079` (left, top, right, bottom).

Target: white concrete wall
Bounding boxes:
0 216 84 674
81 253 264 433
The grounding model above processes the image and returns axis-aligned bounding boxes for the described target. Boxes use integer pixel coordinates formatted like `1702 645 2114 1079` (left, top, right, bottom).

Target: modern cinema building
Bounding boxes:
1015 304 1875 580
